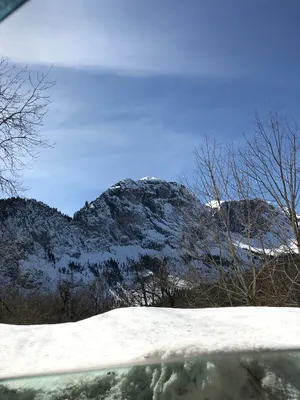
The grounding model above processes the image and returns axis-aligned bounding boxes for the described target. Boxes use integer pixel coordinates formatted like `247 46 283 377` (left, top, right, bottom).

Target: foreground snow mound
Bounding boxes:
1 307 300 380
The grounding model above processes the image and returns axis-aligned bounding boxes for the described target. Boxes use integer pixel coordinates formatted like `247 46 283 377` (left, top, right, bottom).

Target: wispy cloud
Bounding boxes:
1 0 299 78
0 0 246 77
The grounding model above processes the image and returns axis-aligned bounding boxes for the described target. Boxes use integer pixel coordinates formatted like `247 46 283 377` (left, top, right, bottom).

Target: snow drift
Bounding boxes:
1 306 300 379
1 307 300 399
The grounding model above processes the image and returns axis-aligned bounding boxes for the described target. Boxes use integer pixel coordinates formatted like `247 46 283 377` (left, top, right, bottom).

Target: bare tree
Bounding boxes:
183 138 261 306
182 120 300 307
87 274 116 315
0 57 54 195
240 111 300 253
118 256 183 307
0 59 54 317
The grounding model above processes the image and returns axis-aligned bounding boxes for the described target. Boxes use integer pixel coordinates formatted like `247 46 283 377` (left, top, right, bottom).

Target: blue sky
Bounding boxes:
0 0 299 215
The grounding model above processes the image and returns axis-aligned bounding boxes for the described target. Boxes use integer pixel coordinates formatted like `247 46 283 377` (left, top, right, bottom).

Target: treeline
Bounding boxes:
1 248 300 325
0 197 72 221
0 255 182 325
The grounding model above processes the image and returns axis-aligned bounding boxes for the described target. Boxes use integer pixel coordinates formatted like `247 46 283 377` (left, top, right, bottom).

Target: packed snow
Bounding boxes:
1 307 300 399
1 306 300 380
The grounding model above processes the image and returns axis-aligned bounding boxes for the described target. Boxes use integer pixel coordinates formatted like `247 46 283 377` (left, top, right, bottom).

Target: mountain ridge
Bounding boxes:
0 177 294 291
0 178 199 287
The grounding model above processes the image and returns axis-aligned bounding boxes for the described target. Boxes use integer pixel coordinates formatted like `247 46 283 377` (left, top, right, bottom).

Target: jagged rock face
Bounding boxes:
209 198 292 240
74 178 195 251
214 199 275 237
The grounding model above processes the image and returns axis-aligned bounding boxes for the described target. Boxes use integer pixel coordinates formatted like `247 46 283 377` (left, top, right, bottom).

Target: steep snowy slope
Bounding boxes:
74 177 196 253
0 198 86 286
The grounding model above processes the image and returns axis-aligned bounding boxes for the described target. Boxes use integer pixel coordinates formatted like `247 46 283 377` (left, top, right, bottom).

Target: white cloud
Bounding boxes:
0 0 240 77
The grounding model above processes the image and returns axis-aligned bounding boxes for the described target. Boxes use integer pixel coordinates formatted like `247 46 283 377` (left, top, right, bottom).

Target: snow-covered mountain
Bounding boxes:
0 177 294 289
0 178 202 287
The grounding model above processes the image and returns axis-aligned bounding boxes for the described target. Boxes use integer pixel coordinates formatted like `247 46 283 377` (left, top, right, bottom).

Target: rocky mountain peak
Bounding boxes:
0 179 294 291
73 178 194 255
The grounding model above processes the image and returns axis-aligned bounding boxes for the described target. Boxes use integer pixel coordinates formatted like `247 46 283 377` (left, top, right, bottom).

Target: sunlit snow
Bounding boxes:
139 176 163 181
1 306 300 380
205 200 225 209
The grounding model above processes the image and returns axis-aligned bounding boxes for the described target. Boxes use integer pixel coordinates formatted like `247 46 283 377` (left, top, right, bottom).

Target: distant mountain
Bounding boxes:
0 177 294 291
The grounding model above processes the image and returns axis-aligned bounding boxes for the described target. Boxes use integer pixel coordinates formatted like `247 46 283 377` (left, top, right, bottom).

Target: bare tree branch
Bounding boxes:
0 57 55 195
181 113 300 308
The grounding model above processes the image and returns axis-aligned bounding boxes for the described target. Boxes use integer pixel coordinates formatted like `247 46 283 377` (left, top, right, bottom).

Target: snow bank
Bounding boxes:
1 307 300 399
1 307 300 380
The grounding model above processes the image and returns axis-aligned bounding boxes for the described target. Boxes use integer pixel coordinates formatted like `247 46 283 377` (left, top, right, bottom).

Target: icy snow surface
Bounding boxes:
1 306 300 380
